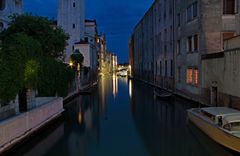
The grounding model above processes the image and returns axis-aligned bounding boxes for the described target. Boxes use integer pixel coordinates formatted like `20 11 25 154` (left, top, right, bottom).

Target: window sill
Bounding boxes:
187 83 199 87
186 17 198 24
222 15 236 19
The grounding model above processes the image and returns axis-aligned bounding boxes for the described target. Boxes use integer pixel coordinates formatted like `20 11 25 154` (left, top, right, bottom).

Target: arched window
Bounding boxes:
0 0 5 11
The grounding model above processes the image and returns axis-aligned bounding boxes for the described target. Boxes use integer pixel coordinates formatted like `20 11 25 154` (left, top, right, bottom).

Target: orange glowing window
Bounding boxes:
186 68 193 84
193 69 199 85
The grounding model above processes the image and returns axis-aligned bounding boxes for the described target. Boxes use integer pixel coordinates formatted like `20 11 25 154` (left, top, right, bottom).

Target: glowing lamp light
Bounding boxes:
69 61 73 67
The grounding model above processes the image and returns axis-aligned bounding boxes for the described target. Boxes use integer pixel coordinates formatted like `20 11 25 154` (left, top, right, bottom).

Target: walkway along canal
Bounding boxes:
7 76 238 156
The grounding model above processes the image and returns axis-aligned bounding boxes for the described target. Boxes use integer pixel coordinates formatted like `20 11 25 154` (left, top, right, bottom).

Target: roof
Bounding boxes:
223 114 240 124
201 107 240 116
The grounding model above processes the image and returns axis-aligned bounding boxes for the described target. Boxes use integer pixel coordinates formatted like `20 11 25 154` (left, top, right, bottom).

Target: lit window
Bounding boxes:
187 68 193 84
193 69 199 85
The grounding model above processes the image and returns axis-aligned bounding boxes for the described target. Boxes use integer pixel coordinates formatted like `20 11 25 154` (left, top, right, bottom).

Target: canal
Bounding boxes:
8 77 237 156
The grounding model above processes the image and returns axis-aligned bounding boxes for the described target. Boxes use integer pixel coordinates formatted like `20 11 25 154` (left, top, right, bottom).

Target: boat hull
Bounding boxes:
188 110 240 153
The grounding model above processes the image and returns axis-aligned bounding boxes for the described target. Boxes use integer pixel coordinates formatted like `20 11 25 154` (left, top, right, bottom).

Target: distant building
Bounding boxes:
98 34 107 73
0 0 23 30
57 0 85 62
74 20 98 69
74 19 99 85
130 0 174 91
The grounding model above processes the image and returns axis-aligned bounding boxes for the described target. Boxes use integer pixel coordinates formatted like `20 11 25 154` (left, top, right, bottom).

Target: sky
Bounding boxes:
24 0 153 63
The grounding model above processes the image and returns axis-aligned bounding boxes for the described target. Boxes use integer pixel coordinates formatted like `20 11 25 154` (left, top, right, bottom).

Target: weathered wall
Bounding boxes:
202 49 240 109
224 36 240 50
0 97 64 154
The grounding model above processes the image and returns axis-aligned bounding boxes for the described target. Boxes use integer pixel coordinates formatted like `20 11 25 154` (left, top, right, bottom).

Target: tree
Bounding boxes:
0 15 75 105
0 14 69 59
0 33 42 103
70 50 84 67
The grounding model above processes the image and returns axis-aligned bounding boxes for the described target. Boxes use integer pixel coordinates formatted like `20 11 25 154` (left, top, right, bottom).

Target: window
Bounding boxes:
187 68 199 85
187 6 192 22
160 61 162 76
177 13 181 27
223 0 236 14
187 36 192 52
0 0 5 10
187 2 198 22
165 60 167 77
193 69 199 85
170 26 173 41
155 62 158 74
187 68 193 84
15 0 22 6
164 45 167 55
193 34 198 51
178 67 181 83
193 2 198 18
187 35 198 52
73 2 76 7
73 24 75 29
177 40 181 54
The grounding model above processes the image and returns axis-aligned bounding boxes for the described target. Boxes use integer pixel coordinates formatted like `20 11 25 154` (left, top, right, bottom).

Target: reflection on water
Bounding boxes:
8 77 236 156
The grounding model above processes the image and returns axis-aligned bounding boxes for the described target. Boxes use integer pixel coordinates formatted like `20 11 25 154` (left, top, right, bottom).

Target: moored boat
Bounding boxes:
187 107 240 153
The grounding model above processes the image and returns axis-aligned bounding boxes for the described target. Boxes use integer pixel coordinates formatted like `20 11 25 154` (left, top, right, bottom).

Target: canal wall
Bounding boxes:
0 97 64 154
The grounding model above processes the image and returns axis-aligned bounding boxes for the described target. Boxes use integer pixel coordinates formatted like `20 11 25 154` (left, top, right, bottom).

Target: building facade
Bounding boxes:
175 0 240 103
130 0 240 105
57 0 85 62
202 36 240 110
130 0 174 90
0 0 23 30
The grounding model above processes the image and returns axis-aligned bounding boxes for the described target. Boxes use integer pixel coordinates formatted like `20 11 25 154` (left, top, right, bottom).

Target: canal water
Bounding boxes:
8 76 237 156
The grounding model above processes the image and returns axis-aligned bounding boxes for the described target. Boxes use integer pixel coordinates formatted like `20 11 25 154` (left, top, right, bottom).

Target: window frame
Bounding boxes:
223 0 237 15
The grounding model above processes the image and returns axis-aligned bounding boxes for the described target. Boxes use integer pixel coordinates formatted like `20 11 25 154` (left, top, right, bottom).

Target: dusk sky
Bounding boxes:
24 0 153 63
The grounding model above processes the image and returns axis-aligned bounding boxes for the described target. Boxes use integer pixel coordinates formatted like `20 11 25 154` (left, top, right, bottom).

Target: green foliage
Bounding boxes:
70 50 84 67
37 58 75 97
0 14 69 58
0 15 75 103
0 33 42 103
